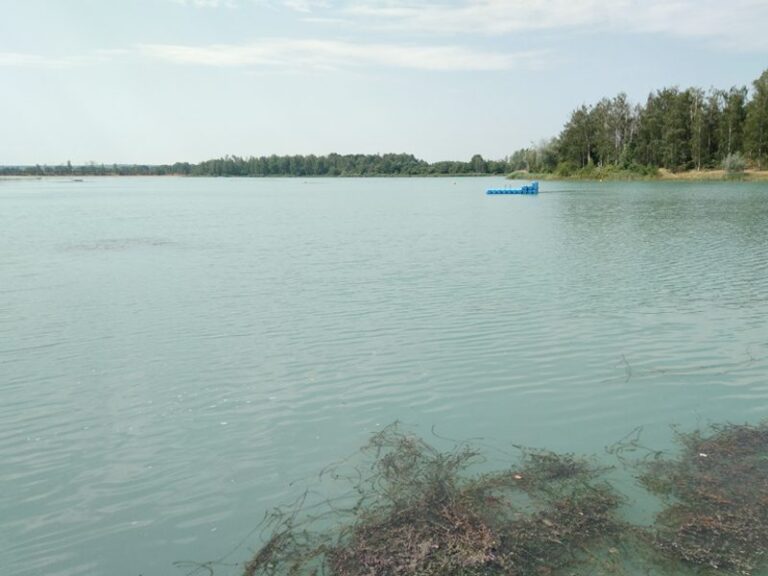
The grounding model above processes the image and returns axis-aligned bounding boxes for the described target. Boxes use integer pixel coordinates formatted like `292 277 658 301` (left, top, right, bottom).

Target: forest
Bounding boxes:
509 68 768 177
0 153 507 178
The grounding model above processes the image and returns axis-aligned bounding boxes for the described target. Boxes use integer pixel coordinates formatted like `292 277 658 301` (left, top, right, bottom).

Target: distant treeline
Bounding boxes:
4 69 767 179
0 153 509 178
510 69 768 177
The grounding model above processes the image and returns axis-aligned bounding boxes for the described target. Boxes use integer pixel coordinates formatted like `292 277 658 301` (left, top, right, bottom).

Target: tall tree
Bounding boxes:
470 154 487 173
558 105 596 168
745 69 768 169
689 88 706 170
660 88 693 171
701 89 723 168
718 86 748 160
634 92 664 167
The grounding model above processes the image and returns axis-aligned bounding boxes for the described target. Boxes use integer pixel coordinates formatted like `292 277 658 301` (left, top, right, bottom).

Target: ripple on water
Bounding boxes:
1 178 767 575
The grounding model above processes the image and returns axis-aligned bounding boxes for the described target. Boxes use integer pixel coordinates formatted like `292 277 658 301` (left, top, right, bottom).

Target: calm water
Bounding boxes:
1 177 767 575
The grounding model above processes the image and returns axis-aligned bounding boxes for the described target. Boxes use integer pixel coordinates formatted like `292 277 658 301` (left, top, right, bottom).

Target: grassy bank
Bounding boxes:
508 167 768 182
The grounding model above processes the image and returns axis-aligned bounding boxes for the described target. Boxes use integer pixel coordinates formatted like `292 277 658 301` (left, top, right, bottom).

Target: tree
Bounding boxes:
634 92 664 167
718 86 748 159
689 88 706 170
659 88 693 171
470 154 487 174
701 89 722 168
745 69 768 169
558 105 596 168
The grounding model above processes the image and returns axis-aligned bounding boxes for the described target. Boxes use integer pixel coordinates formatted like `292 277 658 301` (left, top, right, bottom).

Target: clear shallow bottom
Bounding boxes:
0 177 766 575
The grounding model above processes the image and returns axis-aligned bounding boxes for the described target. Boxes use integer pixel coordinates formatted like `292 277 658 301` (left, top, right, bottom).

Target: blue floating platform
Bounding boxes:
486 181 539 195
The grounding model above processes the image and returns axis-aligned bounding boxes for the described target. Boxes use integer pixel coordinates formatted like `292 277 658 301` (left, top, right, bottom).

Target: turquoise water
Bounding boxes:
1 176 767 575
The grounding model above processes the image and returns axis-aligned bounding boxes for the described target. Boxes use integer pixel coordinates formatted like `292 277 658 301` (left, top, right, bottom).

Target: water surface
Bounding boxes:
1 177 767 575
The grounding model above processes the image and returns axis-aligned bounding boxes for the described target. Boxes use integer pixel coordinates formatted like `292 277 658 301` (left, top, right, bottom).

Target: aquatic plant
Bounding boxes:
242 424 624 576
640 423 768 575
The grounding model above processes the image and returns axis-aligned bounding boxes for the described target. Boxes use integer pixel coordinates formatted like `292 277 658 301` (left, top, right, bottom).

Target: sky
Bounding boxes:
1 0 767 165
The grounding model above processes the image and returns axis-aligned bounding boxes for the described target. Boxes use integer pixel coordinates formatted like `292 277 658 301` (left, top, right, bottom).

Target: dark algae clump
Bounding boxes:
243 425 624 576
640 423 768 575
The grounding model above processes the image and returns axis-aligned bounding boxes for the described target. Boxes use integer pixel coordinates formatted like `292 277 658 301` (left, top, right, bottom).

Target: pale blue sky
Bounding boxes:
2 0 767 165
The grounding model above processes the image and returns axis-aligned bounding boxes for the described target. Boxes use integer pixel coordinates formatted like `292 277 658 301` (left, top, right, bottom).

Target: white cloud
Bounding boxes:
173 0 330 9
172 0 238 7
0 49 130 69
139 39 548 71
300 16 353 25
626 0 768 51
343 0 768 52
163 0 768 52
0 52 82 68
346 0 609 34
281 0 330 12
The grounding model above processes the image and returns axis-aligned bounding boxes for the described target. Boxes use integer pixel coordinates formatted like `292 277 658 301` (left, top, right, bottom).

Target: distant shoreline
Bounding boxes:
655 169 768 181
0 173 498 180
3 170 768 182
509 168 768 182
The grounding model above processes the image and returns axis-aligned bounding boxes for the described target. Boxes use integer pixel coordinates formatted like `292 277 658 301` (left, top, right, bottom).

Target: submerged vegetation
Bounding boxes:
640 423 768 575
234 421 768 576
242 425 624 576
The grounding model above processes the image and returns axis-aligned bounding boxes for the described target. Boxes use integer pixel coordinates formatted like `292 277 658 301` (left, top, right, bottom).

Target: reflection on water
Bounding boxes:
0 177 766 575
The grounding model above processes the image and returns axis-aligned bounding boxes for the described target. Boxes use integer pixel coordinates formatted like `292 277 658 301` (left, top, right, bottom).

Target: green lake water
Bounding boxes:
1 176 767 575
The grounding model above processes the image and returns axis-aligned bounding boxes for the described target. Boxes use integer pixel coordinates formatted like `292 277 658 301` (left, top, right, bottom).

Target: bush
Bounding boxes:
723 152 746 174
555 161 578 177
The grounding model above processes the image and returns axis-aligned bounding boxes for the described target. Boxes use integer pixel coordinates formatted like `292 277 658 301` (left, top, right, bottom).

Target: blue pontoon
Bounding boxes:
486 181 539 195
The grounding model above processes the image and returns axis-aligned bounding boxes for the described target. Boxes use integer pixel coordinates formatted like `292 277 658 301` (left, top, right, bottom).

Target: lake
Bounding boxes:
1 176 767 575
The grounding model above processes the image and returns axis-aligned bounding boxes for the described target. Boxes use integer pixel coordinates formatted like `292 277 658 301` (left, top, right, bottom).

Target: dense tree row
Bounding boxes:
0 153 509 178
512 69 768 175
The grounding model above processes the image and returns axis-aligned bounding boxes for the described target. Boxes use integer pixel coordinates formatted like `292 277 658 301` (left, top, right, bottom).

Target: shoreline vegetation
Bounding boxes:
3 168 768 182
505 67 768 182
238 421 768 576
509 167 768 182
0 154 510 179
3 162 768 182
3 69 766 183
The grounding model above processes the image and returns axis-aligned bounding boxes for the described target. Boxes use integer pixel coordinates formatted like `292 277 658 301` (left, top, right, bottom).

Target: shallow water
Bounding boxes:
1 176 767 575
